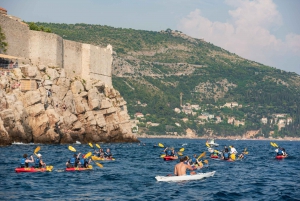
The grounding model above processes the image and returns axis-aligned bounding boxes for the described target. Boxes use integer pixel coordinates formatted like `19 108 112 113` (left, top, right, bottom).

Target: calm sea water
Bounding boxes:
0 139 299 201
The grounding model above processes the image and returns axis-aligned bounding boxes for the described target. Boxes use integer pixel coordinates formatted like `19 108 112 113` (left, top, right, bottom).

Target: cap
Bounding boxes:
37 153 42 157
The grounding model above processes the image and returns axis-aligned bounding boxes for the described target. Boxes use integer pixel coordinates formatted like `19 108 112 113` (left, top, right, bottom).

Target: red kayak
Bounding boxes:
65 165 93 171
15 166 53 173
163 156 178 161
276 155 287 159
210 155 219 159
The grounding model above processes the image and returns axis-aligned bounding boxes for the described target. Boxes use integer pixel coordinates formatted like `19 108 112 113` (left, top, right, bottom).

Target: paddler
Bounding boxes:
66 153 80 168
95 148 105 158
189 154 203 168
20 154 34 168
78 154 91 168
164 147 173 156
34 153 46 168
222 147 230 160
174 157 196 176
104 149 113 159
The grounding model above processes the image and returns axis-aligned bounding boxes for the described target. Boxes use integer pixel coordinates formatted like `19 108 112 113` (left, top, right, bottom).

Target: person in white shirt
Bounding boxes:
230 146 238 154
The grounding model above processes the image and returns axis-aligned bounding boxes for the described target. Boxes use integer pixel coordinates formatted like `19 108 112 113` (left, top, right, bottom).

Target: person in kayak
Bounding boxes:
78 154 91 168
222 147 230 160
66 153 80 168
282 148 288 156
35 153 46 168
164 147 173 156
174 157 196 176
95 148 105 158
230 145 238 154
276 148 284 156
20 154 34 168
104 149 113 159
189 154 203 169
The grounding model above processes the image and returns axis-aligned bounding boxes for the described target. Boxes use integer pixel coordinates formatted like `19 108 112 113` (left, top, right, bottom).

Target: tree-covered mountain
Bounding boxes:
32 22 300 138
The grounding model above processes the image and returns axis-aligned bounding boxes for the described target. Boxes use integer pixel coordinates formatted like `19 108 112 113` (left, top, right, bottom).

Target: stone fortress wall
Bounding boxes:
0 13 112 86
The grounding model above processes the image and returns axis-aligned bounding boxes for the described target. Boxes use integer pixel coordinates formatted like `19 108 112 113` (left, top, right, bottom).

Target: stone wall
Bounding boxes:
0 13 112 86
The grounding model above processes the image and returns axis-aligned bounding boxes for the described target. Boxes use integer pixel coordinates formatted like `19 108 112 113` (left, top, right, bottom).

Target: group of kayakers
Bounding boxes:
20 153 46 168
19 148 113 169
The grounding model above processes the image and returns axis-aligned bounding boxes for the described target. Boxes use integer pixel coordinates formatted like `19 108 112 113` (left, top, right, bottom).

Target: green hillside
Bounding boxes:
32 22 300 138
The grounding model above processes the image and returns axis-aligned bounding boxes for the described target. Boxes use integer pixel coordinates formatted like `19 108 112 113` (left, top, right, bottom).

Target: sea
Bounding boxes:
0 138 299 201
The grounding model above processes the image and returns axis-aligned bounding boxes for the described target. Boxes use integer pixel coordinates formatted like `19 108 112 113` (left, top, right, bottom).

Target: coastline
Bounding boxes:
136 134 300 141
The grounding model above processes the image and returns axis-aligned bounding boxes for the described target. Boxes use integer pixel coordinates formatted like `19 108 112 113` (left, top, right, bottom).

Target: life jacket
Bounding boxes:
191 158 197 164
35 158 40 167
20 158 25 165
224 152 229 160
80 158 85 166
278 150 283 155
167 150 172 156
70 157 76 164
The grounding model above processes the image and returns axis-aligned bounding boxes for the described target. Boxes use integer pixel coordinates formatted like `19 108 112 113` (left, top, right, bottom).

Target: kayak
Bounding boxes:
65 165 93 171
92 156 115 161
155 171 216 182
211 158 235 162
15 166 53 173
276 155 287 159
210 155 219 158
163 156 178 161
208 143 219 147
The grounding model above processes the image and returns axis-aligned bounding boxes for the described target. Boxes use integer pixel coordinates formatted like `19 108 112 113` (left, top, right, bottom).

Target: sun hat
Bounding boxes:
37 153 42 157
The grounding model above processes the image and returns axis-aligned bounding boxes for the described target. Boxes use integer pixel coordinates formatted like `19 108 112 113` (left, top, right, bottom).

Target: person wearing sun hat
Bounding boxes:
35 153 46 168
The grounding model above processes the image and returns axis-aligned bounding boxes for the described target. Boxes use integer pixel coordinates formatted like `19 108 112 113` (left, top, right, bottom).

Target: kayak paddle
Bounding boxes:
160 154 166 158
197 152 206 160
90 156 103 168
68 146 76 152
34 146 41 154
158 143 164 148
96 144 101 149
84 152 92 159
89 143 95 151
177 152 183 156
179 148 185 152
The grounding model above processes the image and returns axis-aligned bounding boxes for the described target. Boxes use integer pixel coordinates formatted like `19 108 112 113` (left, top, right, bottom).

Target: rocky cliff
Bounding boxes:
0 64 139 145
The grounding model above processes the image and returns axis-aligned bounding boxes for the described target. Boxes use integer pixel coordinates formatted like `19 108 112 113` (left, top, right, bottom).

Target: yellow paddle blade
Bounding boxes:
96 144 100 149
160 154 166 158
177 152 183 156
244 147 247 152
179 148 185 152
88 143 93 148
197 152 206 160
203 160 208 164
199 161 203 168
205 142 210 148
158 143 164 148
95 162 103 168
84 152 92 159
68 146 76 152
244 152 249 154
91 156 100 160
270 142 274 147
34 146 41 154
46 166 53 171
87 165 93 169
230 154 236 160
273 142 278 148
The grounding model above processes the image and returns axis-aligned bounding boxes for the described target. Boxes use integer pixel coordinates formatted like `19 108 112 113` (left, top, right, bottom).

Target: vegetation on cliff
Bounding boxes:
32 22 300 138
0 25 7 53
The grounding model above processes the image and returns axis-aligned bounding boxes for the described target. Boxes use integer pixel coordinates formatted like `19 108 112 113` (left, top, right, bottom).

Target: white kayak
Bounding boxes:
208 143 219 147
155 171 216 182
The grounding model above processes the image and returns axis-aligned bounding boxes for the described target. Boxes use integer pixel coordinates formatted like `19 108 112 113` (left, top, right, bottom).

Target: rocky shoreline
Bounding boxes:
0 65 139 145
137 134 300 141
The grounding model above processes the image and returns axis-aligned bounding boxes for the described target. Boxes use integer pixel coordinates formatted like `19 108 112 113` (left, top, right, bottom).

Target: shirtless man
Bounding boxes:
174 157 196 176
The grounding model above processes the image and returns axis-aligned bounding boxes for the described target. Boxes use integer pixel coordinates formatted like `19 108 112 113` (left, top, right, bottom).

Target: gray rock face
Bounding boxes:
0 65 139 145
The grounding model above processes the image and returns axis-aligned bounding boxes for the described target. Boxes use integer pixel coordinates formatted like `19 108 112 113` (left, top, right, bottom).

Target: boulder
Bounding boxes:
46 68 60 81
23 91 41 107
27 66 38 78
71 80 84 95
26 103 45 117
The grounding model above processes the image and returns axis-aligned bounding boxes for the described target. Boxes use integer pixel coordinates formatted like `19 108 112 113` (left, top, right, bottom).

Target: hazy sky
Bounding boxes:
2 0 300 75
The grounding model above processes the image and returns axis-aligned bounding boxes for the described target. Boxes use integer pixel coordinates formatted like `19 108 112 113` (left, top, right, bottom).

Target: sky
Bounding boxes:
2 0 300 75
